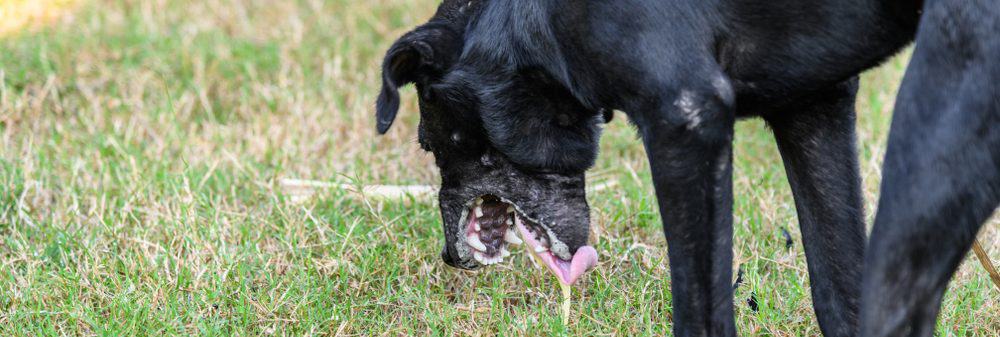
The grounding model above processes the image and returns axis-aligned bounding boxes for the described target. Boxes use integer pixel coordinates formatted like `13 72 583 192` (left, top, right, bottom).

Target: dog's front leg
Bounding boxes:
766 79 865 337
630 81 738 337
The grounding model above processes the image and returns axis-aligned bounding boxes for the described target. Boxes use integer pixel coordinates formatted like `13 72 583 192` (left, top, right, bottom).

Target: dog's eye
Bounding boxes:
450 131 462 143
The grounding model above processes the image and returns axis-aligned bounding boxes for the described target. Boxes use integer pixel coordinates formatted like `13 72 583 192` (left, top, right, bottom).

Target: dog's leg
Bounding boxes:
766 79 865 337
631 77 737 337
861 1 1000 336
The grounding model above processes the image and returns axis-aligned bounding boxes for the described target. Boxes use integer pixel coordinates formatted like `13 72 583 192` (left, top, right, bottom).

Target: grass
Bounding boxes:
0 0 997 335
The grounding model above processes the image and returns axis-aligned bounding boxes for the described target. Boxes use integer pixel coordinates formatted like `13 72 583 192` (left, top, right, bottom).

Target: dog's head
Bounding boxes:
375 1 601 284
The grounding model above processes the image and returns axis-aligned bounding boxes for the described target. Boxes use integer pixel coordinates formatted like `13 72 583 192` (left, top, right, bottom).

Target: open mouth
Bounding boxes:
461 195 598 285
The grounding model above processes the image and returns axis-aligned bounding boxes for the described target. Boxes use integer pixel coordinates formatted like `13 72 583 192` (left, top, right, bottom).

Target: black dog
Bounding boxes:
375 0 999 336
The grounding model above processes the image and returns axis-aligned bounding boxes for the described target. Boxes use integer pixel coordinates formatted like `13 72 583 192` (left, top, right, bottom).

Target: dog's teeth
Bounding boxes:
474 222 481 231
474 251 487 264
467 234 487 251
475 206 484 217
504 230 522 245
506 206 514 213
475 198 484 206
501 248 511 257
534 245 548 253
506 218 513 225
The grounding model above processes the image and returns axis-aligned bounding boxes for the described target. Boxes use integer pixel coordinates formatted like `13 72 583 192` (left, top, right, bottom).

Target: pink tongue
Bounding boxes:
565 246 598 285
515 219 598 285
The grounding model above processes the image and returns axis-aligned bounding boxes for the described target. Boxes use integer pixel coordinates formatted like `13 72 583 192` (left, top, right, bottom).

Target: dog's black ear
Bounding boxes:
376 39 432 134
376 25 461 134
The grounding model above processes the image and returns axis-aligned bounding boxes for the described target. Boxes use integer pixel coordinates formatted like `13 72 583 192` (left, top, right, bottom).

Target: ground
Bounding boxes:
0 0 997 335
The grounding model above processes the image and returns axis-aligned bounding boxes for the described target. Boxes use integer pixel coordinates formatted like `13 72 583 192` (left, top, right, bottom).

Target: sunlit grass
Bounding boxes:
0 0 997 335
0 0 81 36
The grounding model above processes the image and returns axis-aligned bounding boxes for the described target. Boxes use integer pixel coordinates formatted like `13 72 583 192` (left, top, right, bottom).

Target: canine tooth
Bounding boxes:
506 218 513 225
474 251 487 264
501 248 511 257
475 198 484 206
467 234 487 251
504 230 522 245
534 245 548 253
506 206 514 213
475 206 484 217
474 222 481 231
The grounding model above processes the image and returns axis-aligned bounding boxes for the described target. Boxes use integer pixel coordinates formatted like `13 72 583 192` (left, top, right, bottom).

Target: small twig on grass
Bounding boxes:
279 178 435 203
279 177 618 203
971 239 1000 291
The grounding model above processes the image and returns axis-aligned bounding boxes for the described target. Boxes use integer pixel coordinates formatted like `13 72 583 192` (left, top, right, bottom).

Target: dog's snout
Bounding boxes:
441 246 478 270
440 247 462 268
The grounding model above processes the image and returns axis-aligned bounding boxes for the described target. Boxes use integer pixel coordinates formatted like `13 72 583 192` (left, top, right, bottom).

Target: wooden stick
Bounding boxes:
279 178 618 203
971 239 1000 291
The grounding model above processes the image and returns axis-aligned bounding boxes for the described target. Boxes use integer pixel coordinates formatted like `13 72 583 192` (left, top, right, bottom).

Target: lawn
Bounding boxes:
1 0 997 335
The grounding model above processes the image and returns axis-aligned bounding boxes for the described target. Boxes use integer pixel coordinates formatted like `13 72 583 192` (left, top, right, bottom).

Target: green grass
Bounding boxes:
1 0 998 335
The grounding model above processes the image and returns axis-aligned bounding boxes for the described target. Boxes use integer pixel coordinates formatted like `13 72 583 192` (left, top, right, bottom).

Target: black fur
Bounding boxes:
375 0 999 336
861 1 1000 336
